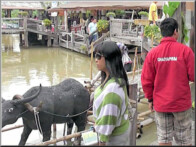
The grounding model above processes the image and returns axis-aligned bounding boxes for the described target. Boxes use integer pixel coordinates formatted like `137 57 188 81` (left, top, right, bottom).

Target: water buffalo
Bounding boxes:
2 78 90 145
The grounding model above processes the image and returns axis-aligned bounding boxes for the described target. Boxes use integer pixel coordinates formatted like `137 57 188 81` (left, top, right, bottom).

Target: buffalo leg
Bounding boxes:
65 121 74 145
67 121 74 135
42 125 52 142
73 114 87 145
19 125 32 146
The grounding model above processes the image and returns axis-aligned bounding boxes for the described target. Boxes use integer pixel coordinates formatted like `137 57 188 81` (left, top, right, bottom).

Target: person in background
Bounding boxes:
149 1 158 25
88 17 98 44
51 24 55 33
116 42 132 72
93 41 131 146
141 18 194 146
34 15 38 20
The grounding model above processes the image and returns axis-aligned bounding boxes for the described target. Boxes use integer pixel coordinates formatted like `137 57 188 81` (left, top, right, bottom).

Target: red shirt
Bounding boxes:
141 37 195 112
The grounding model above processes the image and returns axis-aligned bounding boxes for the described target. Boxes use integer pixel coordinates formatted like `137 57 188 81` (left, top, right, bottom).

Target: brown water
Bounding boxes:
1 34 98 100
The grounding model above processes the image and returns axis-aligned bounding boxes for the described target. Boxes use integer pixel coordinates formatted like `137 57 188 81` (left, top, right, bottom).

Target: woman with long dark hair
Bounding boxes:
93 41 131 146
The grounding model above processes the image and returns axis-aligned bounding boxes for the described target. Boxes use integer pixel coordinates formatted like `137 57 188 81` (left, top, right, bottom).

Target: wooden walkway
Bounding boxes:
2 17 152 58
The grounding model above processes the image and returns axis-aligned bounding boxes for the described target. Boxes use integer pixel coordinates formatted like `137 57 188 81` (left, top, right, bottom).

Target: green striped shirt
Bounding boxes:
93 78 130 142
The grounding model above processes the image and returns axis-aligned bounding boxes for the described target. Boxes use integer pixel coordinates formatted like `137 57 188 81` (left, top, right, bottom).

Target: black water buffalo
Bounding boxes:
2 78 90 145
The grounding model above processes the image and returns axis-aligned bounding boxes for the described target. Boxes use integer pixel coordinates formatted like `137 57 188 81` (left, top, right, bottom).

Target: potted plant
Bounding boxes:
18 11 29 17
43 18 52 30
144 25 162 47
86 10 91 18
138 11 149 19
97 19 109 33
106 11 116 19
115 10 125 18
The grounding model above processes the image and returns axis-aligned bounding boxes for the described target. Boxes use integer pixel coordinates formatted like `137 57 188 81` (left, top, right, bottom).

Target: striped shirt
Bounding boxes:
93 78 130 142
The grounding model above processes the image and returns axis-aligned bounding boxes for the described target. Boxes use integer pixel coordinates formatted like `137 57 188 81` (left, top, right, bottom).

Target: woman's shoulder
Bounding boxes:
105 79 123 92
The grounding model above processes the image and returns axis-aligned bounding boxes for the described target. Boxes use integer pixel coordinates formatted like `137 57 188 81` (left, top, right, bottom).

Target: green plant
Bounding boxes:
43 18 52 26
115 10 125 16
144 25 162 44
80 45 87 51
97 19 109 32
79 12 83 18
2 10 5 17
163 2 180 17
138 11 149 17
181 12 189 44
18 11 28 17
11 10 19 18
106 11 116 18
86 10 91 18
32 10 38 18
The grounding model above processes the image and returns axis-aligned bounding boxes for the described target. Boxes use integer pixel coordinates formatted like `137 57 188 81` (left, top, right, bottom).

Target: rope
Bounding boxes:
33 107 43 142
16 110 29 119
41 105 93 118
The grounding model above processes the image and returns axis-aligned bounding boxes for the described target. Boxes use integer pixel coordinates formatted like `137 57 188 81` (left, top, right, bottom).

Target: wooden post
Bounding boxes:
128 83 138 146
172 2 186 43
23 16 28 48
132 47 138 81
47 36 51 47
71 32 73 46
90 42 94 80
19 33 23 46
53 16 59 47
64 10 68 32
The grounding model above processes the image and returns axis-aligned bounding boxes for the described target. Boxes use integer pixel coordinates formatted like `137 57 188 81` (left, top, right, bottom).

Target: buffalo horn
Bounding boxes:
13 84 42 105
24 101 43 112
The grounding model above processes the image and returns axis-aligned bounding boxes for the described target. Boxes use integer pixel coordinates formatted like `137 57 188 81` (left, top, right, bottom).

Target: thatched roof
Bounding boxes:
1 1 44 10
48 1 164 12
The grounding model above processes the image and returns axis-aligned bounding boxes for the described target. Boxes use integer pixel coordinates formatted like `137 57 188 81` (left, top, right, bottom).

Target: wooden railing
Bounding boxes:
2 18 24 29
110 19 145 37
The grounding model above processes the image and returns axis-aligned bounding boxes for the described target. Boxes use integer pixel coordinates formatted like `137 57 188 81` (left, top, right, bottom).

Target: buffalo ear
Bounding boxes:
12 95 23 100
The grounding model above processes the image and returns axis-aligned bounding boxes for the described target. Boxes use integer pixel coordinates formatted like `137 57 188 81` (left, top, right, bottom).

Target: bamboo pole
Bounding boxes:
132 47 138 81
90 42 94 80
1 125 24 132
34 129 91 146
140 118 154 127
87 110 93 115
138 110 152 117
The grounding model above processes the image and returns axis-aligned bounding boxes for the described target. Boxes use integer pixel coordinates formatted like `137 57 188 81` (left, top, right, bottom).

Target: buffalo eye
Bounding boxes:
8 108 14 113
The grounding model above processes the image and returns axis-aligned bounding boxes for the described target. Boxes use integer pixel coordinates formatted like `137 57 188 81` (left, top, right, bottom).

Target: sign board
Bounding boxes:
51 1 58 17
81 130 98 145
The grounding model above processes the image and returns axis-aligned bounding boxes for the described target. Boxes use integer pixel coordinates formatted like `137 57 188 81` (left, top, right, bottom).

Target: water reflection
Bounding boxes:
1 34 98 100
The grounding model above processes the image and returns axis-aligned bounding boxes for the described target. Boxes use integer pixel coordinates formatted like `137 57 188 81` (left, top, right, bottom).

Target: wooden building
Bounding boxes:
1 1 45 19
48 1 164 32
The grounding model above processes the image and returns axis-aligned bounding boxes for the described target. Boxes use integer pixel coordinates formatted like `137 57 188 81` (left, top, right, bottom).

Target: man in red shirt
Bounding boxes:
141 18 194 146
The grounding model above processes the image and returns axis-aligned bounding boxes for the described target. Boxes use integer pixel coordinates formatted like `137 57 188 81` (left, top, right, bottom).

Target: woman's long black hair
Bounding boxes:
95 41 129 96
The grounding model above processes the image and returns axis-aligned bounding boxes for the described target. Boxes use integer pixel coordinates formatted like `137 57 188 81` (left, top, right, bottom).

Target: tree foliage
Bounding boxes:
163 2 180 17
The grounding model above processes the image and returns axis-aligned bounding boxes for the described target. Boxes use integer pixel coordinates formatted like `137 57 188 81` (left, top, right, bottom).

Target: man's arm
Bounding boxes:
141 53 156 106
185 48 195 82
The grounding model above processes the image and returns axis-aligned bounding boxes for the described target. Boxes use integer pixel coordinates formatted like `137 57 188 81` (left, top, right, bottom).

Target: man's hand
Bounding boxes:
149 102 154 112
